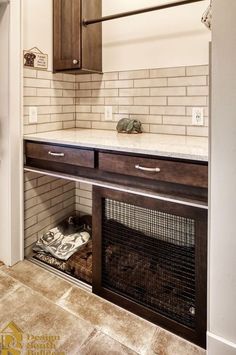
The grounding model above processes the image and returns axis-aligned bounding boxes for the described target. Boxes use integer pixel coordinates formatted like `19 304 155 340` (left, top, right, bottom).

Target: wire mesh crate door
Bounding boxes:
102 198 196 329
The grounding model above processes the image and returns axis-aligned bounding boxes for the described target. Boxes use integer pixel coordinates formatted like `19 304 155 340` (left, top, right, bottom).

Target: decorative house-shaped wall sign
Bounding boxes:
23 47 48 70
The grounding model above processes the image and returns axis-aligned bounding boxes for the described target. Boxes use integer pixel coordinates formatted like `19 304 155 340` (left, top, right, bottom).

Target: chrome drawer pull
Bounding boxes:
135 164 161 173
48 151 65 157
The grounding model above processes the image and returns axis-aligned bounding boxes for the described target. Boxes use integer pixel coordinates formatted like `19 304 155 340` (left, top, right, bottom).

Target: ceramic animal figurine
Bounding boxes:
116 118 142 134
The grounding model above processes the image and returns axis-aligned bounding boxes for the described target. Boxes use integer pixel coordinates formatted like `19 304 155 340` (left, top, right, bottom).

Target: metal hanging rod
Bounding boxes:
83 0 205 26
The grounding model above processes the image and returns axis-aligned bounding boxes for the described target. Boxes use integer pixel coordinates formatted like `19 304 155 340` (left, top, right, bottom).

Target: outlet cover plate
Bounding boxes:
104 106 113 121
29 106 38 124
192 107 204 126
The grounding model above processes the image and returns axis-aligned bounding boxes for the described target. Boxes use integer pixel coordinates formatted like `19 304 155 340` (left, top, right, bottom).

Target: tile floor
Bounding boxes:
0 260 205 355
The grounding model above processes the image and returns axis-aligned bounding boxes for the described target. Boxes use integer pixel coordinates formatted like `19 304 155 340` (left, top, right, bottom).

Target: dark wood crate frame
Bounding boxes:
24 140 208 204
92 186 207 348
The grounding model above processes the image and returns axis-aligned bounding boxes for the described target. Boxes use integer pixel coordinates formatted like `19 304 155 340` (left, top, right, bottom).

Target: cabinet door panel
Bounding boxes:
82 0 102 72
53 0 81 71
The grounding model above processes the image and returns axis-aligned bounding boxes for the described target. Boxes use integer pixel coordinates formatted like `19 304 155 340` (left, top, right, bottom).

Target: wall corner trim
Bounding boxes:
207 332 236 355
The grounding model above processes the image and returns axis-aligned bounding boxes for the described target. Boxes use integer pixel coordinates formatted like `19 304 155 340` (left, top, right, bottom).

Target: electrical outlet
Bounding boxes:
104 106 113 121
192 107 204 126
29 106 38 124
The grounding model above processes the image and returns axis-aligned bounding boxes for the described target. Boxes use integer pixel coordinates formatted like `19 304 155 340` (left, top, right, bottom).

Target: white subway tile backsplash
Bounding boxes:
37 106 63 114
24 125 37 135
24 65 209 140
37 88 63 97
163 116 192 126
92 89 119 97
77 90 92 97
37 71 54 80
37 115 52 124
130 115 162 124
186 106 209 117
168 96 207 106
133 97 167 106
63 73 76 82
51 97 74 106
63 105 77 113
134 78 167 88
51 81 75 90
51 113 74 122
76 112 101 121
150 124 186 135
80 81 105 90
24 68 37 78
76 74 92 82
63 89 76 97
24 97 51 106
92 121 117 130
150 67 185 78
24 88 37 96
79 97 105 105
105 80 133 89
186 65 209 76
119 105 149 115
168 76 207 87
24 78 51 88
187 86 209 96
105 97 134 106
119 69 149 80
150 87 186 96
36 122 63 133
75 105 91 113
119 88 150 97
187 126 208 137
24 173 76 255
63 121 75 129
76 121 92 129
150 106 186 116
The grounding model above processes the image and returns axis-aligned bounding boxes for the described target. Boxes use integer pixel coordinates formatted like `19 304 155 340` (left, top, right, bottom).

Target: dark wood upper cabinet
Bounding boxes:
53 0 102 74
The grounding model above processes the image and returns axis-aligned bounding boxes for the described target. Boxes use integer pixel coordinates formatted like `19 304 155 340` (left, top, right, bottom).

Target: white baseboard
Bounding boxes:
207 332 236 355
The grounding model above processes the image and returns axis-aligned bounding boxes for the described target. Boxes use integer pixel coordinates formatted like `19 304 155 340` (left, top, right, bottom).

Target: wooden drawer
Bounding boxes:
99 152 208 188
25 142 94 168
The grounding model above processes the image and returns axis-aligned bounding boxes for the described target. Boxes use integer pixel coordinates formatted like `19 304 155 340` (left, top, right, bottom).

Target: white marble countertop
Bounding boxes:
24 129 208 162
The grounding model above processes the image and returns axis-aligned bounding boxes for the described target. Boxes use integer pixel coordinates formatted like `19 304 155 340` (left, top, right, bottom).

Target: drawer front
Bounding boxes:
99 152 208 188
26 142 94 168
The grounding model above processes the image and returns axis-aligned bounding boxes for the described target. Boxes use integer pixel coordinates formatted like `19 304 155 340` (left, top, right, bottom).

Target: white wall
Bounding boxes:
23 0 53 70
0 0 23 266
0 2 10 264
102 0 211 71
23 0 211 72
209 0 236 354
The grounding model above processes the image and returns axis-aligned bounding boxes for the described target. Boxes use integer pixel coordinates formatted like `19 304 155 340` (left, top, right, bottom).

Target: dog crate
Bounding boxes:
92 187 207 348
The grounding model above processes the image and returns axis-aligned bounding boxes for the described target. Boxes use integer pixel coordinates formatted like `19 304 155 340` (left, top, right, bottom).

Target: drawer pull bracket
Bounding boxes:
135 164 161 173
48 151 65 157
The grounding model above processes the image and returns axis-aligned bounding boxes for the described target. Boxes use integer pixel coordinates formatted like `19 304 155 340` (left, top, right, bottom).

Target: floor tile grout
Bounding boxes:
0 266 145 354
0 261 206 355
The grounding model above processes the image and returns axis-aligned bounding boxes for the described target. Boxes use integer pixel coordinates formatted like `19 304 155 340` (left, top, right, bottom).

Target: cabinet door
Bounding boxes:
53 0 81 71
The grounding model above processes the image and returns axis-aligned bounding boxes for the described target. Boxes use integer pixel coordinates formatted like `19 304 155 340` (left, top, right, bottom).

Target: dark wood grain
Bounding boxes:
99 152 208 188
25 142 94 168
24 140 208 347
82 0 102 73
53 0 81 71
24 140 208 203
53 0 102 73
92 186 207 348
